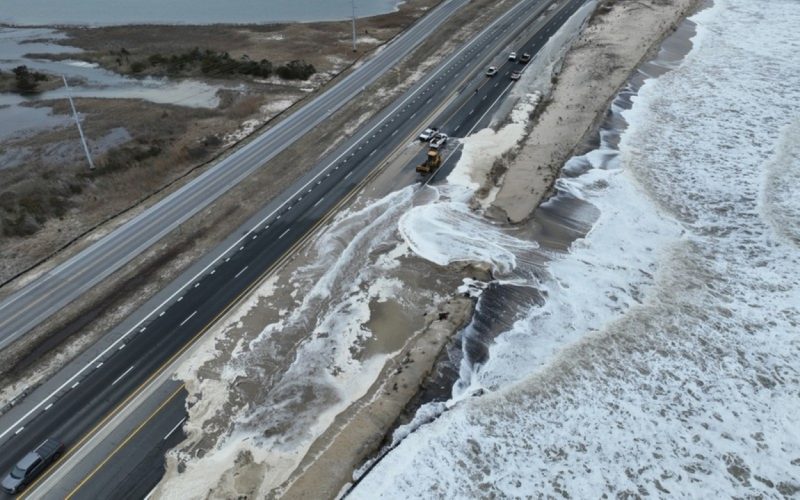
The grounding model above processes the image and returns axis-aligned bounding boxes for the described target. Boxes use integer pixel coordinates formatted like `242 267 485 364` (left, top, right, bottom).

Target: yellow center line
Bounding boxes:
64 384 186 500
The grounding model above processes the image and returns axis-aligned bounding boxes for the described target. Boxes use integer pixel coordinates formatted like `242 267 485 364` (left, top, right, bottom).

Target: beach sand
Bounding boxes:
150 0 707 497
492 0 702 223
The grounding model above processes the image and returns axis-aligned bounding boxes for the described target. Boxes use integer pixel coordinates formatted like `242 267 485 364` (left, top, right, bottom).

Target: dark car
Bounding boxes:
519 52 532 63
1 438 63 495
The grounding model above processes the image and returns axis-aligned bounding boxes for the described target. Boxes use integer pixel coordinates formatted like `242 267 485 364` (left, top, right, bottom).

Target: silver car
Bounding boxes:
418 127 438 141
1 438 63 495
429 133 448 149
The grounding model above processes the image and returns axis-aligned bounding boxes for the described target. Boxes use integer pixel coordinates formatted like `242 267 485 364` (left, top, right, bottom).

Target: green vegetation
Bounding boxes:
109 47 316 81
275 60 316 80
0 65 49 94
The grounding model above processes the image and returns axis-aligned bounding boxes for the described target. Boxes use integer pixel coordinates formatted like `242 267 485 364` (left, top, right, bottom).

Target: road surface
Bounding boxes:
0 0 588 497
0 0 474 349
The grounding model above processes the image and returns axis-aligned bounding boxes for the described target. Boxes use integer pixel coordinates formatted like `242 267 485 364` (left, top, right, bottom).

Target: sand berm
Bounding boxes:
277 0 706 497
491 0 702 222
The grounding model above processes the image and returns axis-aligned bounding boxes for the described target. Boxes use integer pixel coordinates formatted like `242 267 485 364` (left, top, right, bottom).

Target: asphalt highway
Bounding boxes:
0 0 588 497
0 0 475 348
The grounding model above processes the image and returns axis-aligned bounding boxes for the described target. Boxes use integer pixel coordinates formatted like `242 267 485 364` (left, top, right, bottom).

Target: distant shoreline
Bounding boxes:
0 0 403 28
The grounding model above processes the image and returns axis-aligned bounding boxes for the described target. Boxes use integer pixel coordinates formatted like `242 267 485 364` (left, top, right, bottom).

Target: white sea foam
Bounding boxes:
352 0 800 496
399 187 538 274
159 185 449 498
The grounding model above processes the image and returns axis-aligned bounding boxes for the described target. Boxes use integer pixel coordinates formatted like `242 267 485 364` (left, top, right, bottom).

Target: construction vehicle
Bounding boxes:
416 149 442 175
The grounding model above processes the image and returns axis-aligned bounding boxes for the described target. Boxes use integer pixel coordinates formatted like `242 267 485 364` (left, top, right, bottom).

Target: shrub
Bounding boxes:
148 53 167 65
275 60 316 80
130 61 146 73
138 48 313 81
238 59 272 78
12 65 41 93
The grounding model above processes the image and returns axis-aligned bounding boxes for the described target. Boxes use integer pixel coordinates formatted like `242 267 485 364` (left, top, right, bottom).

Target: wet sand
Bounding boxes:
322 0 709 492
0 0 508 416
278 296 474 499
49 0 709 496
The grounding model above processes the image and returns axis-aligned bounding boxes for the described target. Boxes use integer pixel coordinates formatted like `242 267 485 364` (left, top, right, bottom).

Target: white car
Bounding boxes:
418 127 437 141
485 66 498 77
508 51 517 61
429 132 448 149
510 70 522 80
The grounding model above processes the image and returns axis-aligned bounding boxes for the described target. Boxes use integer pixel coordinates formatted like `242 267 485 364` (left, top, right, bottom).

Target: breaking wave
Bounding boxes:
352 0 800 496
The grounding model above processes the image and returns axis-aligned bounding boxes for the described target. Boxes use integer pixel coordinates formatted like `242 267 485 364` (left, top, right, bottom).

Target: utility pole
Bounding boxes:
351 0 357 52
62 75 95 170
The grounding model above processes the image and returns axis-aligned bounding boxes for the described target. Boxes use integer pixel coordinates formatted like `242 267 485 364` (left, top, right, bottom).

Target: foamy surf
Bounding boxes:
350 0 800 496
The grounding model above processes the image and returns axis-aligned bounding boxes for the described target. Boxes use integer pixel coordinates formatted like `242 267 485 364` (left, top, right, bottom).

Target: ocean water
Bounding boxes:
351 0 800 496
0 0 399 26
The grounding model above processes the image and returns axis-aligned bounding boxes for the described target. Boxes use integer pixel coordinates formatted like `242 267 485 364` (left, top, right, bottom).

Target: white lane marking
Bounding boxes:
194 283 200 288
369 149 377 157
0 0 543 442
118 343 126 350
139 327 146 333
313 197 325 208
177 296 183 302
210 270 216 275
410 112 417 118
14 427 23 435
180 311 197 326
224 258 230 262
71 382 80 389
252 234 257 240
392 129 398 136
482 95 487 100
158 311 165 317
466 81 515 137
279 229 290 239
234 267 248 279
96 362 103 369
112 365 135 386
164 417 187 441
239 246 245 251
345 171 353 179
44 403 53 411
469 109 475 115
